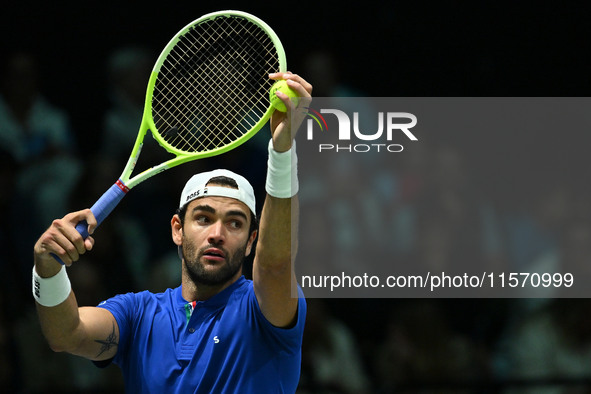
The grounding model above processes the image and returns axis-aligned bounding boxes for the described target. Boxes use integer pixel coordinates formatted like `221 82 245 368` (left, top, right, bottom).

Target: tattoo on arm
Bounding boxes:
94 323 118 358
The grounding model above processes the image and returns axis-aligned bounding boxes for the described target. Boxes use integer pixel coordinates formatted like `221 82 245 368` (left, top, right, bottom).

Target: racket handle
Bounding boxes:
80 181 128 236
51 180 128 264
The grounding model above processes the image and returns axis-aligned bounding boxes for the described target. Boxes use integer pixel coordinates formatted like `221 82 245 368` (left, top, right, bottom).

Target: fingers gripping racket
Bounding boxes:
53 10 286 264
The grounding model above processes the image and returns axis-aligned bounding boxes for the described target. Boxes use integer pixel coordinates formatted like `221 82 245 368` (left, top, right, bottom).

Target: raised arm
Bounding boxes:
33 209 119 361
253 72 312 327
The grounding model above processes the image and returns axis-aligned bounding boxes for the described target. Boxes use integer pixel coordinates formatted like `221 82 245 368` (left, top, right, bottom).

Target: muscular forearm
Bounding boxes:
253 194 300 327
34 259 83 353
36 292 83 352
252 149 301 327
32 209 119 361
253 72 310 327
256 195 299 269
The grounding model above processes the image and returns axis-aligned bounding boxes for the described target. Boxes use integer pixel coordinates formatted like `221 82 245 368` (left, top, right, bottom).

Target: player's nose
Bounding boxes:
207 220 225 245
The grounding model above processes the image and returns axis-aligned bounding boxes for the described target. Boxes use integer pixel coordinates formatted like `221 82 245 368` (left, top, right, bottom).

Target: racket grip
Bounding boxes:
51 181 128 265
84 181 128 235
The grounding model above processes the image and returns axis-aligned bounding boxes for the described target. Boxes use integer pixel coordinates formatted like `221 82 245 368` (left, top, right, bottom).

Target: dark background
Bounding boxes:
3 1 590 189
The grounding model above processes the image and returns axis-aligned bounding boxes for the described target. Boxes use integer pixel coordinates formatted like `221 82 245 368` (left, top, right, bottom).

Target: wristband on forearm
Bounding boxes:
32 265 72 307
265 139 298 198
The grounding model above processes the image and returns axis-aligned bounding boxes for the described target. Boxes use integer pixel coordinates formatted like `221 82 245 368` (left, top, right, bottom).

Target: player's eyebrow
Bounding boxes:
192 204 216 214
226 210 248 222
192 205 248 221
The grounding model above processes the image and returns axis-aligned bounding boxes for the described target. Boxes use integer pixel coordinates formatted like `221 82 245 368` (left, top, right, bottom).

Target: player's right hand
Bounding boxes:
34 209 97 273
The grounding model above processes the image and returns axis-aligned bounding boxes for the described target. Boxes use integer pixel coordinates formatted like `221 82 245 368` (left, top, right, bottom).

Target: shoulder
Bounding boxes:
97 287 178 313
236 279 307 331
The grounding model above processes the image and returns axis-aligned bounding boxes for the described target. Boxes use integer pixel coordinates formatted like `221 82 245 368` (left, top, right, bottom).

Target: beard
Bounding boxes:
181 235 247 287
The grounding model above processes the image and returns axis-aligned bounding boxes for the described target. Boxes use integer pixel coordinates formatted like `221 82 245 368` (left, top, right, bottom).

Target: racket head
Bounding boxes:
144 10 286 159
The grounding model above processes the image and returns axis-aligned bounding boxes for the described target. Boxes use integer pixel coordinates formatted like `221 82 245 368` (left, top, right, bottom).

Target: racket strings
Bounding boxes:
152 16 280 153
159 47 259 149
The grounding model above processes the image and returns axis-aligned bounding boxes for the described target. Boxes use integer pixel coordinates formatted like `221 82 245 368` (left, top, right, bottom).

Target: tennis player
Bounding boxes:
32 72 312 393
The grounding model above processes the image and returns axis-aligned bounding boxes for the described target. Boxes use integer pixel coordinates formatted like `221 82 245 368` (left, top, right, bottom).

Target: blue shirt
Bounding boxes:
97 277 306 393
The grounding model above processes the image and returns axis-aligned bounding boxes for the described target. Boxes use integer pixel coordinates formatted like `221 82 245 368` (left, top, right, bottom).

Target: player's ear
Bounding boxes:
171 214 183 245
245 230 257 257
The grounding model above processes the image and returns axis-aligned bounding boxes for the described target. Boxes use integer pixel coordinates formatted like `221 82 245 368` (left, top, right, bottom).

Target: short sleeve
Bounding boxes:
247 284 307 354
96 292 140 366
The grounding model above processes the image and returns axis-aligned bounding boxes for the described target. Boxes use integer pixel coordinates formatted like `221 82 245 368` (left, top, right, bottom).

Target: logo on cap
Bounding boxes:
185 187 210 202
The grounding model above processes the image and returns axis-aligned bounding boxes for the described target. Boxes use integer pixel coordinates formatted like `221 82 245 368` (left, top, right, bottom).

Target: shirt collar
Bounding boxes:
175 276 246 309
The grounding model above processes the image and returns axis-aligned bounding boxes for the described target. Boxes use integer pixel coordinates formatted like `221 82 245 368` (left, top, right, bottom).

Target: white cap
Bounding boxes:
179 169 256 215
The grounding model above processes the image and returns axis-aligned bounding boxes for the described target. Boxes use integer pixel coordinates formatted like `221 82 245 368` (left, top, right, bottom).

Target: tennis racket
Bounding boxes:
53 10 286 264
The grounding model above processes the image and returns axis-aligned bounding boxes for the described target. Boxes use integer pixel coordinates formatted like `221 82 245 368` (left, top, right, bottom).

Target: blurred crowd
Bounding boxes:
2 48 591 394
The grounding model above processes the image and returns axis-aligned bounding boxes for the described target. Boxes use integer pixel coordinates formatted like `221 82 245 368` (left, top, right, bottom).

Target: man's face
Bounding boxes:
178 196 256 287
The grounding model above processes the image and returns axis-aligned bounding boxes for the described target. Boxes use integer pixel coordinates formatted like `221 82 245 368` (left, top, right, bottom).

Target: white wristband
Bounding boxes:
265 139 298 198
32 265 72 307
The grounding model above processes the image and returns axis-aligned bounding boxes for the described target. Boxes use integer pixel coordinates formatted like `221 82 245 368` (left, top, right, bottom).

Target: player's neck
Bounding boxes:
181 270 241 302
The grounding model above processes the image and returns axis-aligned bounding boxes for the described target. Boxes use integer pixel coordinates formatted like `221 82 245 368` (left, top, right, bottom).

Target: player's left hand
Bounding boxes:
268 72 312 152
